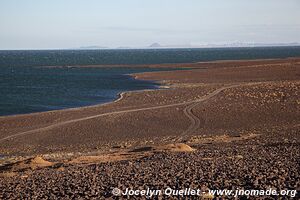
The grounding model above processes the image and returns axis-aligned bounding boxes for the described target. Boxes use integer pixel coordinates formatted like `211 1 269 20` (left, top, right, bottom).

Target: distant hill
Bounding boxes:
78 42 300 50
149 43 161 48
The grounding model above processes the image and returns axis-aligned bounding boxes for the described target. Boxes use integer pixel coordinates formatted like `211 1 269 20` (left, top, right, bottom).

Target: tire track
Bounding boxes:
181 84 240 136
0 84 240 142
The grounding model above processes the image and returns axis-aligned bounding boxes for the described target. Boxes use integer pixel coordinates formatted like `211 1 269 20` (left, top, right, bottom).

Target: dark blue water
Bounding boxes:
1 46 300 67
0 67 171 116
1 47 300 116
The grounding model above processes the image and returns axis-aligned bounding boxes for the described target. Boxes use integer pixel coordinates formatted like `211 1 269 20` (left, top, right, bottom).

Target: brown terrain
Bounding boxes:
0 58 299 199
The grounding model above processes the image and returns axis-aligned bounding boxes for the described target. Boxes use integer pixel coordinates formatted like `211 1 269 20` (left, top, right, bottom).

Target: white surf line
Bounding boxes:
0 84 240 142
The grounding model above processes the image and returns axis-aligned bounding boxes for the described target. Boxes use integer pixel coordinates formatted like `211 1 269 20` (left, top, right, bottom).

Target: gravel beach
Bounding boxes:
0 58 299 199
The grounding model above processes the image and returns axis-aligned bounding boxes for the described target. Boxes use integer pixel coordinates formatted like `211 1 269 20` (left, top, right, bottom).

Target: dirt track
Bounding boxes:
0 58 299 199
181 84 241 136
0 85 241 143
0 58 299 156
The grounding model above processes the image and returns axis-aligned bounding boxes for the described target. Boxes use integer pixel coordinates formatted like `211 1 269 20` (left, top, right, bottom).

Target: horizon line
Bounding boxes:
1 44 300 51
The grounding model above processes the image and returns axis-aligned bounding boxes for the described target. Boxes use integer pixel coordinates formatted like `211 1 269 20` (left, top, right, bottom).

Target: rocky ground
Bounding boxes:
0 127 299 199
0 58 299 199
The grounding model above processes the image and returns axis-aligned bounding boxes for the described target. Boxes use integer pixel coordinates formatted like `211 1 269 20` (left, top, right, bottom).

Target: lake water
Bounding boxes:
1 47 300 116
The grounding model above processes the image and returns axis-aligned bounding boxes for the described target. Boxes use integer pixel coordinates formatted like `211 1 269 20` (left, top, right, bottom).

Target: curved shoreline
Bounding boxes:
0 57 299 198
0 57 299 120
0 84 242 142
0 57 299 156
0 73 165 119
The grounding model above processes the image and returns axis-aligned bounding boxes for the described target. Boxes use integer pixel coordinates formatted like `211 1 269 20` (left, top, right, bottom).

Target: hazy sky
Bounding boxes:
0 0 300 49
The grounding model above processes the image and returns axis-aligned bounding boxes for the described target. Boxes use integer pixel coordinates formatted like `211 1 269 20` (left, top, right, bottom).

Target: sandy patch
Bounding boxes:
0 156 54 172
159 143 195 152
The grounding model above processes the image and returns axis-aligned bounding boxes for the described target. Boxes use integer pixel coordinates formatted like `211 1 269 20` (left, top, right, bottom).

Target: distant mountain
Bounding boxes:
80 42 300 50
149 43 161 48
146 42 300 49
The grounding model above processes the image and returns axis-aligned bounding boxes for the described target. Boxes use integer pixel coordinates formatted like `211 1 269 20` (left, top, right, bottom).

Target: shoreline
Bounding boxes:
0 57 299 195
1 57 299 119
0 73 166 119
0 57 299 156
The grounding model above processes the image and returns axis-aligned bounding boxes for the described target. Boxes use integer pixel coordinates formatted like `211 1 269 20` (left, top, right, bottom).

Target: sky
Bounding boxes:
0 0 300 49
